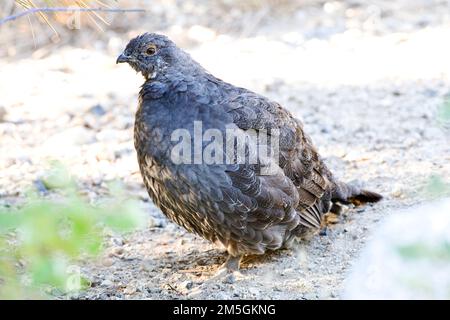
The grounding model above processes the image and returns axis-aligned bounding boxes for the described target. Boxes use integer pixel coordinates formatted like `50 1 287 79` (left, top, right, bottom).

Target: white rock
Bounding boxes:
344 198 450 299
100 279 114 287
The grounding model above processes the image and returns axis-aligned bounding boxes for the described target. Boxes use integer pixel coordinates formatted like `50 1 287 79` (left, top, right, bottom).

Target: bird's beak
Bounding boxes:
116 53 130 64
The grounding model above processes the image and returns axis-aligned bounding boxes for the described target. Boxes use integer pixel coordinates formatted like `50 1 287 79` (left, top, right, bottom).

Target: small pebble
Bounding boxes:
248 287 259 296
89 104 107 116
391 189 403 198
0 106 6 122
140 260 156 273
33 179 49 195
124 286 137 295
304 292 317 300
223 273 236 284
100 279 114 287
181 280 193 290
148 217 166 228
102 258 114 267
112 237 124 246
187 288 203 299
113 247 124 255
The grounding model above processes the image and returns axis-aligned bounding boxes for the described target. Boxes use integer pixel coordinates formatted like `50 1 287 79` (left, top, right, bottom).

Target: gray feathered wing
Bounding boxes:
222 91 333 231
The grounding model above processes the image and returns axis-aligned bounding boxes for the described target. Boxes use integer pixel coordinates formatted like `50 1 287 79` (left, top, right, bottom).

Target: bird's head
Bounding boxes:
116 33 182 80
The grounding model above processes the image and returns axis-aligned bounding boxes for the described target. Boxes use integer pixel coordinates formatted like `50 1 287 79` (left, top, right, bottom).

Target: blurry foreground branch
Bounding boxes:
0 162 146 299
0 7 145 26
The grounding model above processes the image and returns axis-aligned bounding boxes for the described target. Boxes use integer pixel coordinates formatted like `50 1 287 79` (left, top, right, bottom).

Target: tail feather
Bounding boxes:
348 189 383 205
332 181 382 206
350 189 382 202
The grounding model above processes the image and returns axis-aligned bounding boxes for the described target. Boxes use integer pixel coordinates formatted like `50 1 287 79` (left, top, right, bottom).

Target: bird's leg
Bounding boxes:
209 254 243 281
219 254 242 273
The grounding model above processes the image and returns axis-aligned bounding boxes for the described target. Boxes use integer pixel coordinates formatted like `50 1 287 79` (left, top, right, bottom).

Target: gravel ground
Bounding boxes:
0 0 449 299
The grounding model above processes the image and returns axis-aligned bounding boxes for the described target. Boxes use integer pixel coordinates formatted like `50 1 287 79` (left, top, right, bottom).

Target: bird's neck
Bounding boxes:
141 65 211 98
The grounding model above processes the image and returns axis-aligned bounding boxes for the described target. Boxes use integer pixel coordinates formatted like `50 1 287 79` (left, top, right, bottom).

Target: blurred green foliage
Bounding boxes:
0 162 146 299
392 99 450 297
438 99 450 126
397 242 450 262
423 99 450 198
425 175 450 199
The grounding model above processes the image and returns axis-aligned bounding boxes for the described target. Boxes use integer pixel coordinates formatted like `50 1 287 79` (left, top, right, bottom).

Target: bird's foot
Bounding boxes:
323 212 341 225
208 255 244 283
216 255 242 275
330 203 345 215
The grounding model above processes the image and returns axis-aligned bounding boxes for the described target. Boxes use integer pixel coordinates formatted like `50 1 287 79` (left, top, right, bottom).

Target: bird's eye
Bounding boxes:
146 45 157 55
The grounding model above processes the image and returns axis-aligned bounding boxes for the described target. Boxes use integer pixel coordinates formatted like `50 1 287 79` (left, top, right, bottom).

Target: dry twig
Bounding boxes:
0 7 145 26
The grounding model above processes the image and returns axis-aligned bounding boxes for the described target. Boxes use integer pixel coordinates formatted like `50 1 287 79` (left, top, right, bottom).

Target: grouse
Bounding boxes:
117 33 382 273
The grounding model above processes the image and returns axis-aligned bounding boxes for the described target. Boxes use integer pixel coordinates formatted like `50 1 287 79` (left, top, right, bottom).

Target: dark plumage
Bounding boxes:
117 33 382 272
